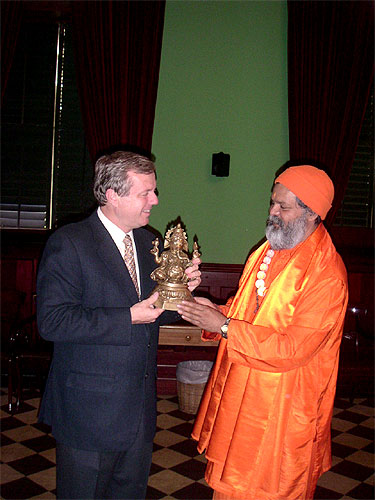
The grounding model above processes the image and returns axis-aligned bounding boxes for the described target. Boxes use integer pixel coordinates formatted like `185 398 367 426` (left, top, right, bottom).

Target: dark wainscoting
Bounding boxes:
1 228 373 400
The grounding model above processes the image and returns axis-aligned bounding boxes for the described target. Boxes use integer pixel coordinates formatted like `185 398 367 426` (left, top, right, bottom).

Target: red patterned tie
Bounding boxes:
123 235 140 297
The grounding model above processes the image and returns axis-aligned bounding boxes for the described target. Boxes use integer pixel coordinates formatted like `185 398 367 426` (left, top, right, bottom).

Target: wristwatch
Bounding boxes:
220 317 231 339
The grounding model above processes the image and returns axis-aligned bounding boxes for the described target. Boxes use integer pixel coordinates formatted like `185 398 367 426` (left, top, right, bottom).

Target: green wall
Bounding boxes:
151 0 289 264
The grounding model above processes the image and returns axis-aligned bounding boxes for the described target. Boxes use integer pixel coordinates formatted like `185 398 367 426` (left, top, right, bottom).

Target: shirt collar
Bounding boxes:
97 207 134 246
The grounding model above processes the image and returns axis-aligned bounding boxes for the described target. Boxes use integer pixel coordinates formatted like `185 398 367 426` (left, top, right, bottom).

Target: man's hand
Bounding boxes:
130 292 164 324
177 297 226 333
185 257 202 292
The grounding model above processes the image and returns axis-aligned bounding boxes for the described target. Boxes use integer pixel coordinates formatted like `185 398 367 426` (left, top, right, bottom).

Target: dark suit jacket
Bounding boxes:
37 211 178 451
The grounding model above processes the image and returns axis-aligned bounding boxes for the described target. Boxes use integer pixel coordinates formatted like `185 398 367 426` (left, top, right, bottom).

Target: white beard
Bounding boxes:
265 214 308 250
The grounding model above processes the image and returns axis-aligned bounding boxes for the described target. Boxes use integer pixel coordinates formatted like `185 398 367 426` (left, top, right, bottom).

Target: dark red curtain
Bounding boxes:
1 0 23 104
71 0 165 162
287 0 374 226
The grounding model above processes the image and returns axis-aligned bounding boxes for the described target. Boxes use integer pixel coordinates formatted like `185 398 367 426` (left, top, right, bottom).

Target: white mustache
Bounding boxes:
266 215 284 228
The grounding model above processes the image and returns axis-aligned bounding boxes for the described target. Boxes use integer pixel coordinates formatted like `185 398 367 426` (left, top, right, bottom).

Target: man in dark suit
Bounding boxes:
37 151 201 499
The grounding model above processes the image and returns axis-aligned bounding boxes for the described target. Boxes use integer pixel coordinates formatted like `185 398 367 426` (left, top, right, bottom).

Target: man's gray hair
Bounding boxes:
296 196 321 225
93 151 156 206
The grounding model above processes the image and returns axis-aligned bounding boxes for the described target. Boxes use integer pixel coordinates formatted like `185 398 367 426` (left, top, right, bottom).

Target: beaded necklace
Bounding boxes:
254 248 275 312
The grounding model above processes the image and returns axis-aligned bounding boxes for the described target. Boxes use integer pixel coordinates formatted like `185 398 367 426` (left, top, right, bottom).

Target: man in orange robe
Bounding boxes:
177 165 348 500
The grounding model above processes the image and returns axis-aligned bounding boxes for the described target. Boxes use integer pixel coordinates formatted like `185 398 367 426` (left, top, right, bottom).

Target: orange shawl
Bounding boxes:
192 224 348 500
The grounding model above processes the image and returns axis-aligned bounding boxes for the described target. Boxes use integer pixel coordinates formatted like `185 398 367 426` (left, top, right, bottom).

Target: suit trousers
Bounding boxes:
55 418 153 499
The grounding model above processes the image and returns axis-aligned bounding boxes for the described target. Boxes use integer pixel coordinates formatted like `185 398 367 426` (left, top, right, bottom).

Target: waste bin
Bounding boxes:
176 360 214 414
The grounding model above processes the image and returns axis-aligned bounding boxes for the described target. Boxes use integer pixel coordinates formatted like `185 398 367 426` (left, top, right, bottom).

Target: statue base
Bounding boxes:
152 282 195 311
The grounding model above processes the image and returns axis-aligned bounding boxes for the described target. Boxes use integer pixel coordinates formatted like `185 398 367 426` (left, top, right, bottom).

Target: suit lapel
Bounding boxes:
133 229 156 300
88 212 139 301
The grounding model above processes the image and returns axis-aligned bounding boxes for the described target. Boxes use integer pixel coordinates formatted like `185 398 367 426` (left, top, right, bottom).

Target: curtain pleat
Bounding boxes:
71 0 166 162
1 0 23 104
287 0 374 226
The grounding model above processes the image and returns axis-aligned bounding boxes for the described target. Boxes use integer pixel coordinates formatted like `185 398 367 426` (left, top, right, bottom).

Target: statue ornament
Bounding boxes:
150 223 200 310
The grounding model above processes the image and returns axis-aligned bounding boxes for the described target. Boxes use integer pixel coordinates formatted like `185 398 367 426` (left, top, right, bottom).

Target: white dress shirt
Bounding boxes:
97 207 141 295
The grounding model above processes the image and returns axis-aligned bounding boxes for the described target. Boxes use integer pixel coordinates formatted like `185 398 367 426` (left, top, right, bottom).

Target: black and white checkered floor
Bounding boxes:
1 388 374 499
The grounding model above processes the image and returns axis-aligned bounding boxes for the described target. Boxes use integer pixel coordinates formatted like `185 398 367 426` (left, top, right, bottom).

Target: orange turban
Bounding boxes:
275 165 334 220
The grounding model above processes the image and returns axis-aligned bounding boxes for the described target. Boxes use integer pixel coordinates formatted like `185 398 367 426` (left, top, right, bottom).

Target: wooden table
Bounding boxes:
159 321 219 346
157 321 218 394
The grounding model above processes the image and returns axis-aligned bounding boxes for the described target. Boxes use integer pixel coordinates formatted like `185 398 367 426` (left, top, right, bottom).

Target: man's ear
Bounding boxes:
105 189 118 206
307 211 319 225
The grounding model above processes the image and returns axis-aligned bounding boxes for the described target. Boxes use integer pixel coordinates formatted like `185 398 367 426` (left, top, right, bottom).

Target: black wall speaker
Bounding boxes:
212 152 230 177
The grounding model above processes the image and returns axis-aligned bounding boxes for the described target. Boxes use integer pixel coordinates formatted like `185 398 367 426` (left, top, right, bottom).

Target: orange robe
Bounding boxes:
192 224 348 500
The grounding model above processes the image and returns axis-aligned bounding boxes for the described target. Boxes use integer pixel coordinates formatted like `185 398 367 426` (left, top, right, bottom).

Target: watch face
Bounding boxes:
222 318 231 331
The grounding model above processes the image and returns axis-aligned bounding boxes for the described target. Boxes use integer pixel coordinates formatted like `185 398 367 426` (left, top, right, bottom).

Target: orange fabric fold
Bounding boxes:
192 224 348 500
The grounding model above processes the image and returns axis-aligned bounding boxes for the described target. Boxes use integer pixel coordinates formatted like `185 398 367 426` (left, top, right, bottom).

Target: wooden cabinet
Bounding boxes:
155 265 242 395
157 322 219 395
159 322 219 347
1 231 49 342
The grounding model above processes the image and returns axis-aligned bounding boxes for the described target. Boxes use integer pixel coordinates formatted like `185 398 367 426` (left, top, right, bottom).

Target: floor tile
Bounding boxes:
346 481 375 499
360 417 375 429
167 421 194 438
154 430 187 447
14 409 39 424
1 432 15 447
1 416 27 432
170 458 207 481
20 434 56 453
314 484 345 499
29 491 56 499
346 424 375 440
1 390 373 499
0 463 24 484
28 467 56 491
331 416 357 432
39 447 56 463
7 454 55 475
334 410 370 424
316 471 360 494
345 450 375 467
157 414 185 430
349 404 375 417
364 472 374 485
172 480 213 499
1 476 47 499
2 424 45 442
194 453 208 464
331 459 374 482
152 448 191 468
334 398 355 410
170 437 202 457
157 398 179 414
332 431 372 449
331 441 360 459
1 443 36 462
169 409 196 422
147 469 193 495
